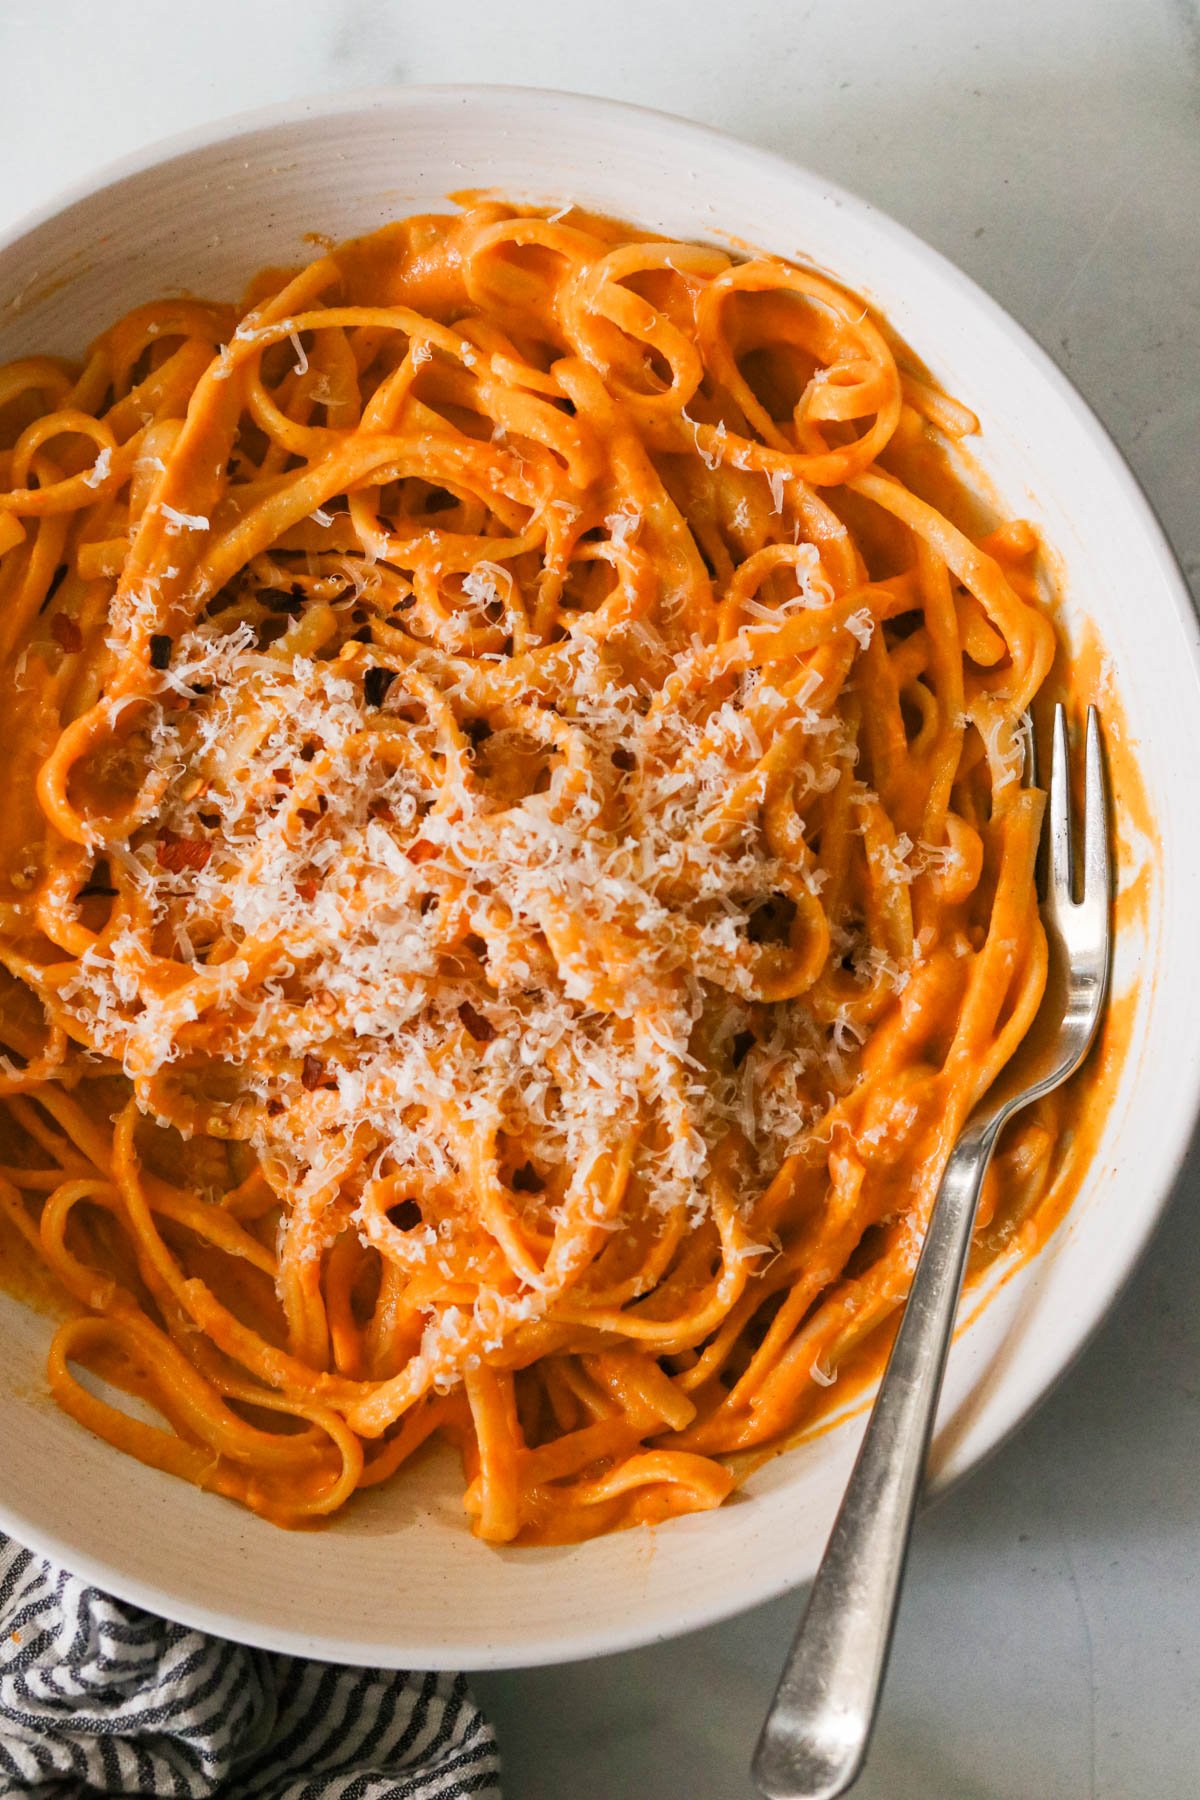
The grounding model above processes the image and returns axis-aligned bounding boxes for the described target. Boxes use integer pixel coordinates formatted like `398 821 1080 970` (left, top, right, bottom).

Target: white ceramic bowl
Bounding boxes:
0 86 1196 1671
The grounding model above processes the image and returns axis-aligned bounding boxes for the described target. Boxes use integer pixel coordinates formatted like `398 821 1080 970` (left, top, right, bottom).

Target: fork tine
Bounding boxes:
1082 706 1110 907
1049 702 1074 906
1023 710 1039 788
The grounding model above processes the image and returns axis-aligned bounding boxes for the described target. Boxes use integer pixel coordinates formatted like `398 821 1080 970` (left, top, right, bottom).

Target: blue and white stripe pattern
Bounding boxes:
0 1535 500 1798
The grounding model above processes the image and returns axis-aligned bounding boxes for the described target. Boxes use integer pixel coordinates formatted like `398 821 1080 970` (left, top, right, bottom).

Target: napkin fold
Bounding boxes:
0 1534 501 1798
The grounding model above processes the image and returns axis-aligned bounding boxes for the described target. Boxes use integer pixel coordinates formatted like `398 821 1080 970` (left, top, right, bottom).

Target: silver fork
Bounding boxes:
753 704 1111 1800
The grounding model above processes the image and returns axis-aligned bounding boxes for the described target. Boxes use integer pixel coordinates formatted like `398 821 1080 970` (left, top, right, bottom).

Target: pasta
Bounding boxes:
0 201 1092 1544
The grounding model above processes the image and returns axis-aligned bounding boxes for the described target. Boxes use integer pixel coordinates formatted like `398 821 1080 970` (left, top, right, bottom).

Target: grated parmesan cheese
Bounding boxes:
83 446 112 488
159 503 209 534
843 607 875 651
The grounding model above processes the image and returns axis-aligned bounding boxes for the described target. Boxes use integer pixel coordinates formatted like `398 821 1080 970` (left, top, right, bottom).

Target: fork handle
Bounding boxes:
753 1114 1002 1800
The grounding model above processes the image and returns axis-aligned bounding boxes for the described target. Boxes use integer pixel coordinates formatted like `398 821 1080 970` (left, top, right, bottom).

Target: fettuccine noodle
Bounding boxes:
0 203 1084 1542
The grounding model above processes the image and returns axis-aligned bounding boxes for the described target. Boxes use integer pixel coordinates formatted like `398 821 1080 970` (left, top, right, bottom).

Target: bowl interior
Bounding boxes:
0 87 1195 1669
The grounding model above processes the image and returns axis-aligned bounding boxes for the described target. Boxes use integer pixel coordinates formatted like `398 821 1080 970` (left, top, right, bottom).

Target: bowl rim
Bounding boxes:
0 80 1198 1668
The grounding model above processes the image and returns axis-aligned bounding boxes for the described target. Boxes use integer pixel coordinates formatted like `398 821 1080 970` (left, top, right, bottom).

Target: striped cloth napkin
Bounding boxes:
0 1534 501 1798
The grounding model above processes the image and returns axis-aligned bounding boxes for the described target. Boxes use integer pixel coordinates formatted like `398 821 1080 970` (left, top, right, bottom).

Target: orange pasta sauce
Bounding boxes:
0 202 1143 1544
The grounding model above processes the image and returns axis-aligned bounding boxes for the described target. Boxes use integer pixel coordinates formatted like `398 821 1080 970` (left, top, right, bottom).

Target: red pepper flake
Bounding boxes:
368 798 394 822
156 834 212 872
296 877 318 902
405 838 436 864
363 666 396 707
273 768 292 787
458 1001 495 1043
50 615 83 654
301 1053 329 1091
